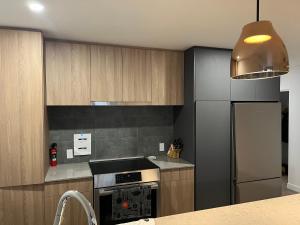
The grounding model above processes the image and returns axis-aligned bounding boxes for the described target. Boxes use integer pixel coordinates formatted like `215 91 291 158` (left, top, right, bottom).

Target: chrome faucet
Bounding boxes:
53 190 97 225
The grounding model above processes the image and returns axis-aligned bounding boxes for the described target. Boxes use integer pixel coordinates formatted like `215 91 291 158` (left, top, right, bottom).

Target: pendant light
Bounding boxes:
231 0 289 79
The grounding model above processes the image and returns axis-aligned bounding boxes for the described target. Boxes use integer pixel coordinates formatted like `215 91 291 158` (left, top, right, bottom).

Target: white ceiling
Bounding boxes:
0 0 300 66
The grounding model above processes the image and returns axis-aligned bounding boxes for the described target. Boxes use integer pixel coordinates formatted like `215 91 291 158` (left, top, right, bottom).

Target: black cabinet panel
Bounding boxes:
255 77 280 101
195 101 231 210
231 80 256 101
195 48 231 101
231 76 280 101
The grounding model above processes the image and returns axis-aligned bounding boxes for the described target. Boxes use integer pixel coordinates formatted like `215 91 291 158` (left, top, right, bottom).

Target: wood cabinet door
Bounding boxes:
46 41 91 105
0 29 45 187
0 184 45 225
91 45 123 102
44 179 93 225
151 50 184 105
122 48 152 103
160 168 194 217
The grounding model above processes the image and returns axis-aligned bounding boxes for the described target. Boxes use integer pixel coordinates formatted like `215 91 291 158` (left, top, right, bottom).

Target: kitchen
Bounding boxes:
1 1 300 225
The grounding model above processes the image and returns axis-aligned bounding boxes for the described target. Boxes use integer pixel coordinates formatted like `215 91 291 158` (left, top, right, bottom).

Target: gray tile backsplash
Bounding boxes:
48 106 174 164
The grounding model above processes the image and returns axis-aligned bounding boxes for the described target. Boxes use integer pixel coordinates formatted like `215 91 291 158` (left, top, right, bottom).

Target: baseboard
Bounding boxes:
287 183 300 193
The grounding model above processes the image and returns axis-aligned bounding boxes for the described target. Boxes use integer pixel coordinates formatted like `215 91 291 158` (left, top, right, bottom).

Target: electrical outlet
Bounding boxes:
66 149 74 159
159 143 165 152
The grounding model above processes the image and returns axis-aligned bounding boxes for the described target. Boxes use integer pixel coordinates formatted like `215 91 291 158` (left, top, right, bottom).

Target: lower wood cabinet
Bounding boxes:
159 167 194 217
0 184 45 225
44 178 93 225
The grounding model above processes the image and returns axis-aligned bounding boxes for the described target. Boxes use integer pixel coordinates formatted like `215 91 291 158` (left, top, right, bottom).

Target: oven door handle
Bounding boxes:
98 189 115 196
97 182 159 196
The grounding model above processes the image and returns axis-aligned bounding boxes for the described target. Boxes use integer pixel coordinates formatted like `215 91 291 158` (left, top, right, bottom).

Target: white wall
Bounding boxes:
281 67 300 192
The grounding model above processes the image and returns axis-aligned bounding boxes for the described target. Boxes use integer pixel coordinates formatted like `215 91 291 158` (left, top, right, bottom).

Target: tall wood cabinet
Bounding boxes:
160 168 194 217
0 29 45 187
46 41 91 105
44 178 93 225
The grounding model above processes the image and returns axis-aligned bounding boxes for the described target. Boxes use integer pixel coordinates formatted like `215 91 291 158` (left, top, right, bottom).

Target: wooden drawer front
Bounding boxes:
160 168 194 217
45 191 92 225
44 178 93 225
45 178 93 198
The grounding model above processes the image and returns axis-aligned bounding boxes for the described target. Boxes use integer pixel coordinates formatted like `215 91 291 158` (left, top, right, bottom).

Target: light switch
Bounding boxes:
74 133 91 156
159 143 165 152
66 149 74 159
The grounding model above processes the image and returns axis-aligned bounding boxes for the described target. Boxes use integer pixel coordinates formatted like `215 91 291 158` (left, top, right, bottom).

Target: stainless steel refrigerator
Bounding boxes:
232 102 282 204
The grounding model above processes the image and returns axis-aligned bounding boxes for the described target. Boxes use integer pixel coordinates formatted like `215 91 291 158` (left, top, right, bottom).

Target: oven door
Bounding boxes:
94 182 159 225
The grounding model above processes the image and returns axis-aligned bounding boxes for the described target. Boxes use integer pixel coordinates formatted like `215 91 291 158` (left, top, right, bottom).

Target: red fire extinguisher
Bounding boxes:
49 143 57 167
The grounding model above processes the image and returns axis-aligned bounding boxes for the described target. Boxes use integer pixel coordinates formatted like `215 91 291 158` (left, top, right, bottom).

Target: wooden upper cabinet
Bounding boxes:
91 45 123 102
45 40 183 105
151 50 184 105
46 41 91 105
0 29 45 187
122 47 152 103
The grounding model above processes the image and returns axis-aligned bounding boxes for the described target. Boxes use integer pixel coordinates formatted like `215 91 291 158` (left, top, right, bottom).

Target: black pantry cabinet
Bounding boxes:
174 46 280 211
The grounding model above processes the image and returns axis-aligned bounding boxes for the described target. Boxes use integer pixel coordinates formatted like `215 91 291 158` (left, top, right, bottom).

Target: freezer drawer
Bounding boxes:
233 103 281 183
235 178 282 203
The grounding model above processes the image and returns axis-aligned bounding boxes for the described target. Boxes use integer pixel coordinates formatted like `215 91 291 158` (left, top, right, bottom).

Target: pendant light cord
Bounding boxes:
256 0 260 21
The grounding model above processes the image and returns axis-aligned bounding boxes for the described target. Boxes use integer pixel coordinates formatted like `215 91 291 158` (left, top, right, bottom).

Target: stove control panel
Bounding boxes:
115 172 142 184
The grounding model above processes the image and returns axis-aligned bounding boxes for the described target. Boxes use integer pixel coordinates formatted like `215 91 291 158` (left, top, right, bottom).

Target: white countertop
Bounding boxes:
45 162 92 183
45 156 194 182
148 155 194 170
155 194 300 225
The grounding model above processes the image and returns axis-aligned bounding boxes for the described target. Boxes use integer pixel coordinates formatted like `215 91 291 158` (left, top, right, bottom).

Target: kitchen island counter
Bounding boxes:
155 194 300 225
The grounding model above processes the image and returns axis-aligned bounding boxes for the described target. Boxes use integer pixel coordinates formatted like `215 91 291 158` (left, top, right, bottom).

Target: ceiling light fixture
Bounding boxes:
28 2 45 13
231 0 289 79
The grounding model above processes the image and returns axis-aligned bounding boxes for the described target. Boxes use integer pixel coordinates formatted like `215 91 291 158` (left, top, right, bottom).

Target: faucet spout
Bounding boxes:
53 190 97 225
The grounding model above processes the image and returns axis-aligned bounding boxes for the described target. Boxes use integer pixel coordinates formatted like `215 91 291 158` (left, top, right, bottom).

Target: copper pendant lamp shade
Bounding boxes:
231 1 289 79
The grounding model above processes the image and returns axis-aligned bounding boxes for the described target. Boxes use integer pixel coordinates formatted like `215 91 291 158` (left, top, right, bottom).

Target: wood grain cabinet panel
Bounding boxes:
160 167 194 217
0 184 44 225
150 50 184 105
91 45 123 102
0 29 45 187
46 41 91 105
122 47 152 103
44 178 93 225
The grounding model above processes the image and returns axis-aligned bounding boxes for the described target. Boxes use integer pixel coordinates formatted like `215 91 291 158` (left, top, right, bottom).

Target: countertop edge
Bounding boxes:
44 162 92 183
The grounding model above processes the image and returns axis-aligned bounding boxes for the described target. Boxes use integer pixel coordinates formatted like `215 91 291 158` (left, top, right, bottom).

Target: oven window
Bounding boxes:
99 188 157 225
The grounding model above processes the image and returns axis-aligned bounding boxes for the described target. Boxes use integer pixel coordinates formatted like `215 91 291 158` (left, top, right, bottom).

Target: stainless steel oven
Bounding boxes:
94 181 159 225
89 157 160 225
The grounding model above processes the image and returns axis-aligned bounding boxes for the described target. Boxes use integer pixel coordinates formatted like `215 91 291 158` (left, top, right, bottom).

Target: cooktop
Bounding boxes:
89 157 159 175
